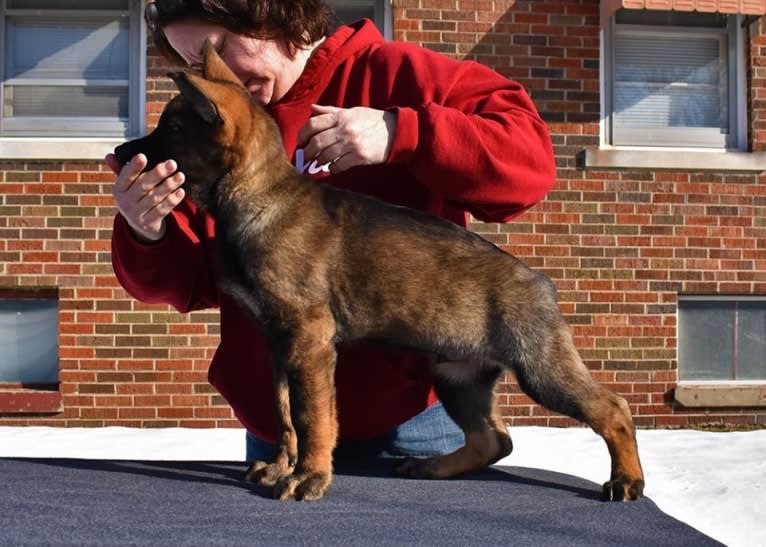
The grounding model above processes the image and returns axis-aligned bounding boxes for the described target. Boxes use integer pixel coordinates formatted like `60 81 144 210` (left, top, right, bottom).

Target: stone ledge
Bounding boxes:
0 138 122 161
579 147 766 172
675 383 766 408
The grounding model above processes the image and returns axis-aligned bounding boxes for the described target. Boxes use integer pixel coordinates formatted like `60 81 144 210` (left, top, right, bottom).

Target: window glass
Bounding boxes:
613 33 725 130
5 86 128 118
328 0 382 30
738 303 766 381
6 16 130 80
678 299 766 382
678 301 734 381
0 299 59 384
333 5 375 25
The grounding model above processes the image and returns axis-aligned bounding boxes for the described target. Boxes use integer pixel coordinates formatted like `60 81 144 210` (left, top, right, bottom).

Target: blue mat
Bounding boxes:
0 457 720 546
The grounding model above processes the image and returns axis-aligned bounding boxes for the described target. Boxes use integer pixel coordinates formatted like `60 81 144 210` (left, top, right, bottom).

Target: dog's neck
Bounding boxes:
204 107 309 234
213 156 305 234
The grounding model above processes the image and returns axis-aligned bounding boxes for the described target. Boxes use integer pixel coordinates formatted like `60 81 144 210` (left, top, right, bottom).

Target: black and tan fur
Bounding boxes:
115 42 644 502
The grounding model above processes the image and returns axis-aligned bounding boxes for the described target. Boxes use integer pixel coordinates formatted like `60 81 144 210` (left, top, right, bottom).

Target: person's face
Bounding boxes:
164 19 302 106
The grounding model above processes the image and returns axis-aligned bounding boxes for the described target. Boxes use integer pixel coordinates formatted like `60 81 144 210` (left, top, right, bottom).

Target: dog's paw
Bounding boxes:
394 457 441 479
244 460 292 487
273 471 332 501
602 476 644 501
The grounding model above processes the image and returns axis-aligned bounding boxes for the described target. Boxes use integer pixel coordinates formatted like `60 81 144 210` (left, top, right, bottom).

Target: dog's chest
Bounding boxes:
214 218 274 320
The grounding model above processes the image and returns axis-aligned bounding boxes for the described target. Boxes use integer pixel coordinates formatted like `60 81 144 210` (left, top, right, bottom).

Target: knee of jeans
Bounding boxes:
386 402 465 458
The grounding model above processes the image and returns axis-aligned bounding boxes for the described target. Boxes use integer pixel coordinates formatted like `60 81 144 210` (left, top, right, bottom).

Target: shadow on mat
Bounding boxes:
4 456 601 501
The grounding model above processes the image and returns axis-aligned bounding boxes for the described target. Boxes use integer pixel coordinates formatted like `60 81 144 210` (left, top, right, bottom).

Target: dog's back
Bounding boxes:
303 183 546 355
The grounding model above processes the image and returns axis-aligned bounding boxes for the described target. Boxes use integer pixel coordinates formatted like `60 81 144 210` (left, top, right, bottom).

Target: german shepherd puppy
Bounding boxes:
115 41 644 502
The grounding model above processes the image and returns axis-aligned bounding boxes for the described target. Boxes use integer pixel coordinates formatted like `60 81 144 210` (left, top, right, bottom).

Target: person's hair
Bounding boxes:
144 0 334 66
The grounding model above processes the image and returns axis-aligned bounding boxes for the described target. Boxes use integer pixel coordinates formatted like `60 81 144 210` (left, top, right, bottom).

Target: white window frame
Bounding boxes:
601 12 747 152
0 0 146 160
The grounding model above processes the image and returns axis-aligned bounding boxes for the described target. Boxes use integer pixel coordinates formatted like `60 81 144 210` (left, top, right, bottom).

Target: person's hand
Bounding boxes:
297 104 397 174
106 153 185 243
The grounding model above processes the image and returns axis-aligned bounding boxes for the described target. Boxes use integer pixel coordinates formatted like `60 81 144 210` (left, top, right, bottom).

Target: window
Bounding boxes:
328 0 390 38
0 290 59 384
0 0 144 138
678 297 766 382
603 10 745 150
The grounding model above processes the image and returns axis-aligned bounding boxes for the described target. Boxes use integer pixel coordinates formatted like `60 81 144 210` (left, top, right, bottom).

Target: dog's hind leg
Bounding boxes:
512 321 645 501
396 361 512 479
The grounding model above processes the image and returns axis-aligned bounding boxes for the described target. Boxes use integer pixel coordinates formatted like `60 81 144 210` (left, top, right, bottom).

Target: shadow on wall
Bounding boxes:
456 1 601 126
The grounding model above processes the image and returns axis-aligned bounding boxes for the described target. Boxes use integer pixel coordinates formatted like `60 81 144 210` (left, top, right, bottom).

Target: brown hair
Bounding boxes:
145 0 334 66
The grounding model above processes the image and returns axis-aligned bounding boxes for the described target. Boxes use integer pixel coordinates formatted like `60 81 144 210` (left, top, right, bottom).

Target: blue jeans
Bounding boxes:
245 401 465 463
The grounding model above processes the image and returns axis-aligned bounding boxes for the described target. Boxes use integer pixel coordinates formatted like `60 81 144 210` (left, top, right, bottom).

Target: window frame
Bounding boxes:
0 0 146 159
601 11 747 152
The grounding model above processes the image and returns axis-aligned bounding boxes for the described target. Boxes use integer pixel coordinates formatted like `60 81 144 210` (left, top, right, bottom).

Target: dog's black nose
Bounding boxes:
113 142 135 166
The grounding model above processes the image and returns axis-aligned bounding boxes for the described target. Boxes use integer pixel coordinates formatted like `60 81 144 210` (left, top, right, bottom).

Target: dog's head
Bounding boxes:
114 40 279 212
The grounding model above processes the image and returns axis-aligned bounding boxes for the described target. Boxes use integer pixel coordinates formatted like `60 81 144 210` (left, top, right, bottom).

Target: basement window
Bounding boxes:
678 297 766 382
676 296 766 408
0 288 59 384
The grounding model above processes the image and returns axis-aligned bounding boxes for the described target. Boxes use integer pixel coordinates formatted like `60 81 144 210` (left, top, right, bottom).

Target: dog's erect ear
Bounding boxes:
202 38 245 89
168 71 222 125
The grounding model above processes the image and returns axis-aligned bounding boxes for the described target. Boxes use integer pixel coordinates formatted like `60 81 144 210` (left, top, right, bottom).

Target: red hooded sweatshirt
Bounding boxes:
111 20 556 442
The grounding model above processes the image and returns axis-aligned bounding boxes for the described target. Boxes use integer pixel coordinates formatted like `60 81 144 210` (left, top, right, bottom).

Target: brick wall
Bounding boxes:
394 0 766 428
0 158 233 427
1 0 764 429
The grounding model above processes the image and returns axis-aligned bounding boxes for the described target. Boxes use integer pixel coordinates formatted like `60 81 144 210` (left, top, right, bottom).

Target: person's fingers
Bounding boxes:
112 154 148 194
312 140 347 168
137 170 185 211
328 152 355 174
104 153 122 176
140 185 185 225
297 105 340 149
133 160 178 198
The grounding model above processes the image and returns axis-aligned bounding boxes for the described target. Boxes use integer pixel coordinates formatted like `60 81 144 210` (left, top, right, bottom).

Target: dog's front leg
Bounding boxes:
272 319 338 501
244 358 298 487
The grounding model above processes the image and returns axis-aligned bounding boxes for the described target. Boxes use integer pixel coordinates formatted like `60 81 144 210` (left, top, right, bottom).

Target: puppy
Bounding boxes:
115 41 644 502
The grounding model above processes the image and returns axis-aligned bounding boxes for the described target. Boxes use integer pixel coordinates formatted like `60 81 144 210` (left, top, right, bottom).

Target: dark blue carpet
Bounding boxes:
0 457 720 546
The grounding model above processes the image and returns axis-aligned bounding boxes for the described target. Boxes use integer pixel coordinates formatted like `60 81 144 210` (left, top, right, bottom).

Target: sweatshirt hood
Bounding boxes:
272 19 385 108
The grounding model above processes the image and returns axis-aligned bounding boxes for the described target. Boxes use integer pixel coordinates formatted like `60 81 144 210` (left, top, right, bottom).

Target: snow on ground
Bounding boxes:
0 425 764 546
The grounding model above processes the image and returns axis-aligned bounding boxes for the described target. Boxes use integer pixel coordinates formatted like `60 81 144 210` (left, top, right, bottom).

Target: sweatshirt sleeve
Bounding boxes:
381 49 556 223
111 199 219 313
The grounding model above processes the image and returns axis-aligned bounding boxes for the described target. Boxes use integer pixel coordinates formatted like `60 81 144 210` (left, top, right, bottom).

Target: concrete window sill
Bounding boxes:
675 383 766 408
0 138 123 161
578 147 766 172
